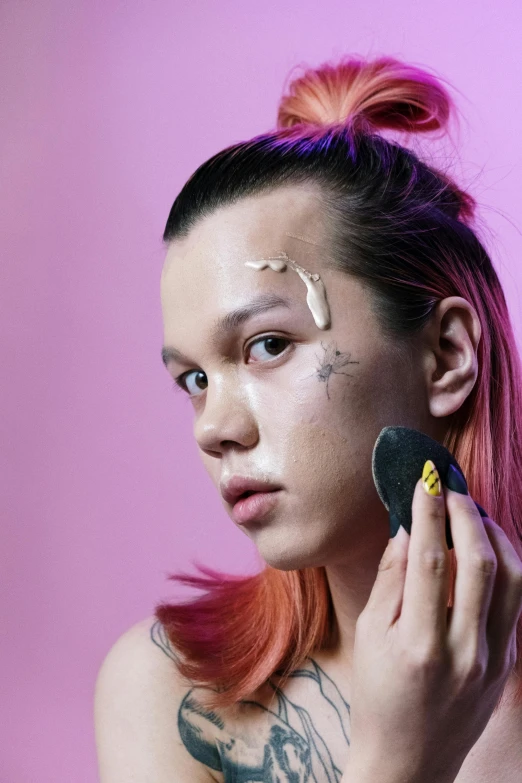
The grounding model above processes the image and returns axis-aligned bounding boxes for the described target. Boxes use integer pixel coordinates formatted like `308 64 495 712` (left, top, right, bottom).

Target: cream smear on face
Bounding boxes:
244 251 332 330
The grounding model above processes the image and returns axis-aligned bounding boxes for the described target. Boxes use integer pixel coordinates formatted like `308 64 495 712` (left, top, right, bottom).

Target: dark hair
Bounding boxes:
157 56 522 711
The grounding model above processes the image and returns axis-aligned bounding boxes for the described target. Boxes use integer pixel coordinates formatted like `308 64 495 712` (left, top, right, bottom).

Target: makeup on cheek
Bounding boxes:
244 251 331 330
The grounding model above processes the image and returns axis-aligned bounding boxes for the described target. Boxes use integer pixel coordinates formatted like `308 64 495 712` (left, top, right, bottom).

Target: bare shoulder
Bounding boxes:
94 615 223 783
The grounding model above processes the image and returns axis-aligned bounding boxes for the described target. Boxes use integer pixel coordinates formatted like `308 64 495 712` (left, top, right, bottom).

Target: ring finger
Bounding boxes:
481 515 522 673
444 473 497 656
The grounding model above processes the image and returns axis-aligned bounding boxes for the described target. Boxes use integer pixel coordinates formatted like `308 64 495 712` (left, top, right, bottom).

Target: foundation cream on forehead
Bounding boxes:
244 251 332 330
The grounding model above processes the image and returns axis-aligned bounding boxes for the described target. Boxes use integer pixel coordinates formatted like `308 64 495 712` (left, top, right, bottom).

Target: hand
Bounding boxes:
347 461 522 783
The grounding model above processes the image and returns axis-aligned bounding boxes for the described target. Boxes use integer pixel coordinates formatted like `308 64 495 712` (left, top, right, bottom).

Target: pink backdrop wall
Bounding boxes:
2 1 521 780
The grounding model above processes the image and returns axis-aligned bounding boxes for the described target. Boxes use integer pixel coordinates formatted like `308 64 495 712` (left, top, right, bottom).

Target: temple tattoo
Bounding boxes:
303 341 359 400
150 619 352 781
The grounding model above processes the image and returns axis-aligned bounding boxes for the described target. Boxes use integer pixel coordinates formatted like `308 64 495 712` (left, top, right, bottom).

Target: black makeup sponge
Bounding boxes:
371 426 467 550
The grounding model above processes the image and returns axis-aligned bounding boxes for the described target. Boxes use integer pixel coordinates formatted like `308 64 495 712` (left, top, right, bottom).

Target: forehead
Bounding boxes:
160 184 332 338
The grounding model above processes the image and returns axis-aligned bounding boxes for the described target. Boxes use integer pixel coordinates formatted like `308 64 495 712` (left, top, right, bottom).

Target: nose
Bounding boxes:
194 373 259 457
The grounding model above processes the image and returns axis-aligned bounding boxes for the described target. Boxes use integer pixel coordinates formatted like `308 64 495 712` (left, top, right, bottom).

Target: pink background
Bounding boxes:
2 1 522 780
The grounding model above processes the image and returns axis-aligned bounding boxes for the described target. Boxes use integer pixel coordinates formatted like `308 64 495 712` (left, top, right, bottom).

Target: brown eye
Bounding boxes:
177 369 208 396
248 336 291 362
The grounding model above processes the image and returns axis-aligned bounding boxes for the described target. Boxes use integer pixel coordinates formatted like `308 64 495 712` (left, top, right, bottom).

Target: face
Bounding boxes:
161 184 430 569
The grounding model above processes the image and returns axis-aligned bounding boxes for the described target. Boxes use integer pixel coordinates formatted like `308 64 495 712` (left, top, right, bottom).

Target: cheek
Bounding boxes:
283 423 350 487
280 423 376 524
256 351 406 501
260 351 386 438
246 344 382 456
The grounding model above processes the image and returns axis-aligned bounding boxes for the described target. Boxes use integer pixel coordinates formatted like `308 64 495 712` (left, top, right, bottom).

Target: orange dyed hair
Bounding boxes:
156 56 522 712
277 56 450 133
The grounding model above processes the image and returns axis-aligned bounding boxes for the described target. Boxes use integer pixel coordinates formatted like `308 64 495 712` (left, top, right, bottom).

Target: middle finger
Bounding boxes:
444 467 497 654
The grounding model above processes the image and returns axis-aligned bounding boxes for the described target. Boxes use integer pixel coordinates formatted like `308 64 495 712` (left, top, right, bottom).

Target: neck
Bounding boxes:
324 514 391 666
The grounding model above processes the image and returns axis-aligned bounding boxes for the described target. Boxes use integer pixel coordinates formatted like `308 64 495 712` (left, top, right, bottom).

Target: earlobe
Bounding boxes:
425 296 482 418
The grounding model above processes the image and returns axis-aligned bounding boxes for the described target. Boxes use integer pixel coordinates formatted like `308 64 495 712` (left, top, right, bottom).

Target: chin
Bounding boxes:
254 526 334 571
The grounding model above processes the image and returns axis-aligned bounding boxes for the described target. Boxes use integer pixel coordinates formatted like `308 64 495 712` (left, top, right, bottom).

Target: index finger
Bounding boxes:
399 460 452 650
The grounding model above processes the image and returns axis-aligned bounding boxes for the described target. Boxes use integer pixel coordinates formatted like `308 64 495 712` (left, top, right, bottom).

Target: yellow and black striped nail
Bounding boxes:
422 459 441 496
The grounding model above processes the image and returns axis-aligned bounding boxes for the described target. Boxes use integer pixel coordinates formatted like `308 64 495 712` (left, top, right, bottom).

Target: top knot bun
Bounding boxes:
277 56 453 134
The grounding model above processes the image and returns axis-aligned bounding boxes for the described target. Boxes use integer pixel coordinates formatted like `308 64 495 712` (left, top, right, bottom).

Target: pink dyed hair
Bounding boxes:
277 56 451 133
155 56 522 712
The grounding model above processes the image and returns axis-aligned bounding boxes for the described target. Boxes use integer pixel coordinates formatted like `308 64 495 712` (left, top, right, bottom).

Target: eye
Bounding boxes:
247 335 292 362
172 336 292 398
173 369 208 397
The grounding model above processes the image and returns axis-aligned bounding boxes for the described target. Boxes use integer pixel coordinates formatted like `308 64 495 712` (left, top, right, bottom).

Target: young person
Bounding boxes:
95 56 522 782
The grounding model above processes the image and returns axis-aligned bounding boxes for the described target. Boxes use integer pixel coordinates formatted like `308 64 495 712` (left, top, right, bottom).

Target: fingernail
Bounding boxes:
389 511 401 538
475 502 489 518
445 464 468 495
422 459 441 496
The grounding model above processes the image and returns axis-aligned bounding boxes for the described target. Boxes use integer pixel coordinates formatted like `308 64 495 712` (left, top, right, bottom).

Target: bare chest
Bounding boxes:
178 659 522 783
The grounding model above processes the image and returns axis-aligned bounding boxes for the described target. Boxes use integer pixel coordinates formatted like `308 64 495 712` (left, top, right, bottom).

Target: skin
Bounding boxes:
149 617 355 780
96 186 522 783
159 183 522 781
161 182 477 655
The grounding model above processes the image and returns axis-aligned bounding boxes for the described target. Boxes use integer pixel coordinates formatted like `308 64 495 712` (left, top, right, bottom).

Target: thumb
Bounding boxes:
364 521 410 624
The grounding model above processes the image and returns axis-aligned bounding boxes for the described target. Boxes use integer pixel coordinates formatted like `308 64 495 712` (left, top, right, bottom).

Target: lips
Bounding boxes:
231 489 281 525
220 475 282 506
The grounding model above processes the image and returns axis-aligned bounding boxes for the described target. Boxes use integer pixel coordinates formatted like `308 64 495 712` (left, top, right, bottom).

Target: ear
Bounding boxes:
422 296 482 418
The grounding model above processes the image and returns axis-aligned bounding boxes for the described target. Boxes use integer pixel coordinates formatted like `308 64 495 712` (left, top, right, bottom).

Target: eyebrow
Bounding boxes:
161 292 293 367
